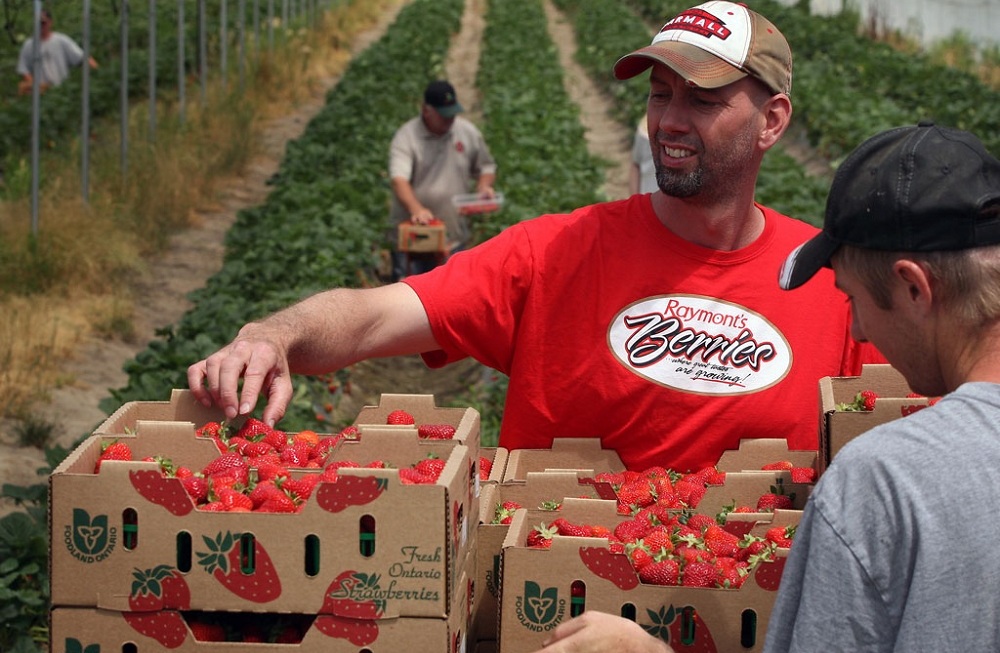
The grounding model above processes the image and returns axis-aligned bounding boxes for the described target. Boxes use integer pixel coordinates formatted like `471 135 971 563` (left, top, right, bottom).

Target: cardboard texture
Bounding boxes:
95 388 240 436
819 364 929 472
472 472 617 642
50 425 477 618
50 568 473 653
714 438 817 472
498 501 791 653
398 223 448 253
500 439 626 483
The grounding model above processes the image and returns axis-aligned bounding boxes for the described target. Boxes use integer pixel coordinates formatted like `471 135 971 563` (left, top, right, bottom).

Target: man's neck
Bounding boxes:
650 191 765 251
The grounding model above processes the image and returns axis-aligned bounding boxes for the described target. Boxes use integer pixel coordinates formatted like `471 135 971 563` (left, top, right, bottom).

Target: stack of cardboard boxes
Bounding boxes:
48 364 928 652
49 391 481 652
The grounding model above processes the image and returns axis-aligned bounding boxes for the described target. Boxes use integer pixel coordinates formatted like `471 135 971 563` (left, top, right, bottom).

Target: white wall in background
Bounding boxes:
794 0 999 49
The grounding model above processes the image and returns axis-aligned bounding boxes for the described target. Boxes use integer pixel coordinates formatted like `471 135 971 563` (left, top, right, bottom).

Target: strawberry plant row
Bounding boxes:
473 0 606 242
102 0 466 428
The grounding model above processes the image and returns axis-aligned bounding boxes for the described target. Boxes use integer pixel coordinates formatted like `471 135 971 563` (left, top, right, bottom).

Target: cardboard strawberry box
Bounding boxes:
50 423 477 618
352 393 481 458
50 567 474 653
498 500 792 653
398 222 448 253
820 364 931 472
498 439 626 483
472 471 617 642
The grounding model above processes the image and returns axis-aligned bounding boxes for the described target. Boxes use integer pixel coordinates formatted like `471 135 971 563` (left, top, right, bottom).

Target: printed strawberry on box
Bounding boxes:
50 567 474 653
472 471 617 642
498 500 791 653
820 363 932 472
498 438 626 483
50 422 477 619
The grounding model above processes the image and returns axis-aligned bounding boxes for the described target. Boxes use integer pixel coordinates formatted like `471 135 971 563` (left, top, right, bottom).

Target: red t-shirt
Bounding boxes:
405 195 883 472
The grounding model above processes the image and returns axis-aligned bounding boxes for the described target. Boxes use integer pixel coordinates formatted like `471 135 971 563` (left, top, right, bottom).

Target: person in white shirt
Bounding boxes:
16 9 98 96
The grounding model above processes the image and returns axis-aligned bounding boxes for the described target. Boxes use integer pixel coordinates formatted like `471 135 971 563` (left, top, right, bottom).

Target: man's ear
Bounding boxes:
893 259 934 311
759 93 792 149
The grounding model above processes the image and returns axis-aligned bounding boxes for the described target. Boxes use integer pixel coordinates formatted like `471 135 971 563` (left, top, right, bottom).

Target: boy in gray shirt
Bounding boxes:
771 122 1000 651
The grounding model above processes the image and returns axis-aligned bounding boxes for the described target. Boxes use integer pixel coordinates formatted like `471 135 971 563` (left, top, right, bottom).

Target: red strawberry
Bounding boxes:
195 421 228 440
417 424 456 439
414 456 446 481
129 470 195 516
283 475 319 502
479 455 494 480
756 492 795 512
196 531 281 602
682 561 717 588
765 525 796 548
638 558 680 586
578 546 640 590
761 460 794 471
703 524 740 558
616 479 656 509
314 615 379 646
385 409 415 425
315 476 389 513
526 522 558 548
860 389 879 411
492 500 522 525
122 612 187 648
398 468 433 484
552 517 591 538
684 513 716 533
202 453 249 485
95 441 133 472
217 487 254 512
236 417 273 440
181 475 209 504
790 466 817 484
258 492 299 513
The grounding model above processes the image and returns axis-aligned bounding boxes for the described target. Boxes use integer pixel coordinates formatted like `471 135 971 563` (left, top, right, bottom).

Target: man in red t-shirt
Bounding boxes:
188 2 881 475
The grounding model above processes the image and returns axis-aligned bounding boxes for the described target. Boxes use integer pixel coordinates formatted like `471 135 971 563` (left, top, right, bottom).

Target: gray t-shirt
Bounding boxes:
388 115 497 247
765 382 1000 652
17 32 85 87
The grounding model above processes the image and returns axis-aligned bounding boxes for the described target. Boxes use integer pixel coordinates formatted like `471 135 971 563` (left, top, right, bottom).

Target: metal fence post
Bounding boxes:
120 0 129 177
178 0 186 123
30 0 41 238
82 0 92 202
148 0 157 141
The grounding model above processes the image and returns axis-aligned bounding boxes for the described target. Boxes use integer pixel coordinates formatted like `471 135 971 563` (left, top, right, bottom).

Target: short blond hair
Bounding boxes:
836 242 1000 326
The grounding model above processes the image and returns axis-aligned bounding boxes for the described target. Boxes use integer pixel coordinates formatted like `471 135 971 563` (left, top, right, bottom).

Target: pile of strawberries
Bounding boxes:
526 511 795 589
95 409 486 513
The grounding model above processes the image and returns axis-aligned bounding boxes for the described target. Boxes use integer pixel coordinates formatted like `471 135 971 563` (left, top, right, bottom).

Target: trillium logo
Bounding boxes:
515 581 565 632
608 294 792 395
63 508 117 563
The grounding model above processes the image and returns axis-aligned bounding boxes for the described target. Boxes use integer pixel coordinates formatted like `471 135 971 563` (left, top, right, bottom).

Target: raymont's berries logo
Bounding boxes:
515 581 565 632
608 294 792 395
63 508 117 563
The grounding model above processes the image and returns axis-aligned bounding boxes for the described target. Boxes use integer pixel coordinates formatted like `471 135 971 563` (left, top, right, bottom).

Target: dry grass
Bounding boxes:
0 0 404 419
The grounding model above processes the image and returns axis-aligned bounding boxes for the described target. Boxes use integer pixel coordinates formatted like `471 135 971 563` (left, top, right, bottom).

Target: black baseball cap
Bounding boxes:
779 121 1000 290
423 80 463 118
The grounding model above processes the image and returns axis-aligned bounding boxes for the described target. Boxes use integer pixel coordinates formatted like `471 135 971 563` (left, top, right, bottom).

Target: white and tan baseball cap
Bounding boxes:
614 1 792 95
